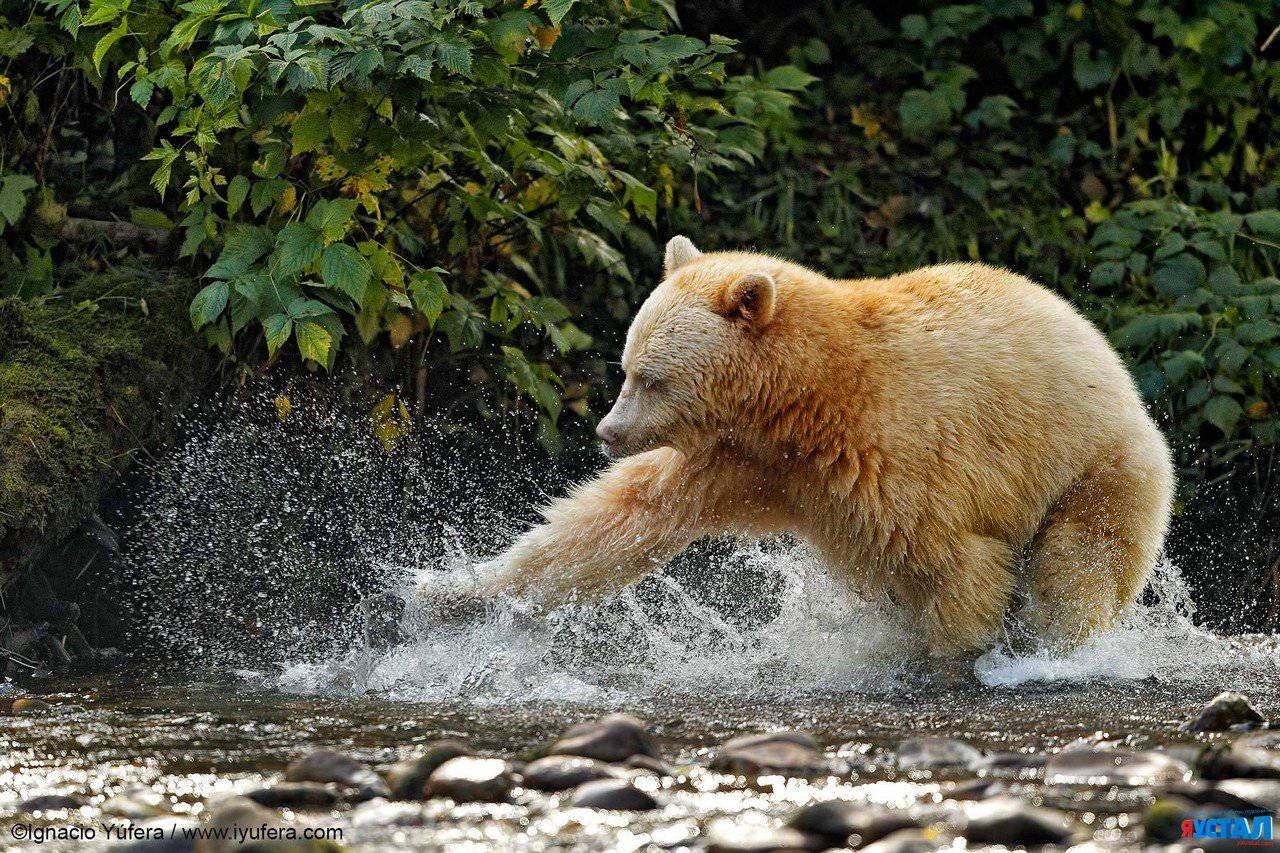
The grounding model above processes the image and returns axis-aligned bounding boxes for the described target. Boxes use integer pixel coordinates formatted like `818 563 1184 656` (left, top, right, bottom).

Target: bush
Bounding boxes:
1 0 805 448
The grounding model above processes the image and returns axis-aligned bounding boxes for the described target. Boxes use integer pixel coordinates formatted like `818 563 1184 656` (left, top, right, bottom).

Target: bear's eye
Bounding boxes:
639 374 664 392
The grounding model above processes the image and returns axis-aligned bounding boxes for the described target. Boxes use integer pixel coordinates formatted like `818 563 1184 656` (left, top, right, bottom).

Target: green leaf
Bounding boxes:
263 313 292 357
292 109 330 155
1245 210 1280 240
409 270 447 324
274 223 324 275
207 227 272 279
321 243 372 304
435 36 473 75
295 320 332 364
93 17 129 73
1152 253 1206 298
543 0 575 26
0 174 38 228
189 281 229 330
762 65 818 92
306 198 358 241
226 175 250 216
1203 394 1243 436
571 84 620 123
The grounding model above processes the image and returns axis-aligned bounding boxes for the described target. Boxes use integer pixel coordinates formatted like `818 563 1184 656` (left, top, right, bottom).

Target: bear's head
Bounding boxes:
595 236 782 459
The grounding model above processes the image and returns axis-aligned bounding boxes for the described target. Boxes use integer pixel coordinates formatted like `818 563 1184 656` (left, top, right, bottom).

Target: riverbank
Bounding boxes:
0 265 204 675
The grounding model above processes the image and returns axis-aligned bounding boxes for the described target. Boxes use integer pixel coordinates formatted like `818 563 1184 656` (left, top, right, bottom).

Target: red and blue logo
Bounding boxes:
1182 812 1274 845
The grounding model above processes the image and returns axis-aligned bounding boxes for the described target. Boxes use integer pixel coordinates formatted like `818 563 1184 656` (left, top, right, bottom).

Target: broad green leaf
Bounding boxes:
321 243 371 304
1245 210 1280 240
189 281 229 330
274 222 324 275
295 320 332 364
0 173 38 228
409 270 447 324
207 227 272 279
263 313 292 356
93 17 129 72
1203 394 1243 436
1152 253 1206 298
543 0 575 27
226 175 250 216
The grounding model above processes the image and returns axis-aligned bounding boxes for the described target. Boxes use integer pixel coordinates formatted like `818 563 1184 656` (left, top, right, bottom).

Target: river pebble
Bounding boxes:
18 793 84 812
385 739 471 799
1201 731 1280 780
550 712 662 763
962 796 1076 845
703 819 825 853
860 829 946 853
425 755 514 803
787 800 919 846
350 797 431 827
285 749 389 801
568 778 659 810
896 737 982 772
523 755 621 792
244 781 339 808
709 730 828 777
1185 691 1266 732
1044 748 1192 785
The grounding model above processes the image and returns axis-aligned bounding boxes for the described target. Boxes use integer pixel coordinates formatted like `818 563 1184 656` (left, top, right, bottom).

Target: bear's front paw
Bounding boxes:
414 575 488 625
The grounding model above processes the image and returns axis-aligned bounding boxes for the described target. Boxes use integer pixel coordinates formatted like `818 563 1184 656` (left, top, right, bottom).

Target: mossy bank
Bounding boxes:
0 266 204 672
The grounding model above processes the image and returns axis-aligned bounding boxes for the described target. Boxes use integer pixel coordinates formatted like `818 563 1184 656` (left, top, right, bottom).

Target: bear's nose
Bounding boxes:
596 421 620 445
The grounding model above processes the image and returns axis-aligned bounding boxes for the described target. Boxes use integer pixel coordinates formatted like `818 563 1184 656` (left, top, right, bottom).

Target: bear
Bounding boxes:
448 236 1175 656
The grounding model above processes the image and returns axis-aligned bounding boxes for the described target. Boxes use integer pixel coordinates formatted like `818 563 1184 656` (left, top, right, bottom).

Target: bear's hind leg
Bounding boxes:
907 532 1016 657
1028 441 1173 649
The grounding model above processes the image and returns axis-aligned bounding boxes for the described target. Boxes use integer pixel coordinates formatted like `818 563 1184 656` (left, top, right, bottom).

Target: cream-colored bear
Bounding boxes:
462 237 1174 655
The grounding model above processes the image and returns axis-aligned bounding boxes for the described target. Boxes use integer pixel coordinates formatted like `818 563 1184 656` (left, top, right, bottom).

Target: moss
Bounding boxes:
0 265 202 582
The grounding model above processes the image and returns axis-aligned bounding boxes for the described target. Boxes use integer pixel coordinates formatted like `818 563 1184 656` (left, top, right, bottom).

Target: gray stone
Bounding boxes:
704 820 826 853
284 749 389 801
522 755 621 792
946 779 1009 801
859 829 946 853
550 713 662 763
201 796 283 853
350 797 431 827
1201 732 1280 780
567 778 659 810
1044 749 1192 786
1215 779 1280 812
896 737 982 772
1186 691 1266 732
972 751 1047 773
963 796 1075 846
385 739 471 799
788 800 919 845
18 793 84 812
425 756 514 803
243 781 339 808
623 753 674 775
710 731 828 777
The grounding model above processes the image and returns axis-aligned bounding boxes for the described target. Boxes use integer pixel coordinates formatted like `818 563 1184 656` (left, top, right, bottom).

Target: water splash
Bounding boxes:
116 390 1280 704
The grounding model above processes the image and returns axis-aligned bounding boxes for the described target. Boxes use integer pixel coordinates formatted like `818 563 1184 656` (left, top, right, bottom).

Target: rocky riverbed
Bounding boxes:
2 674 1279 851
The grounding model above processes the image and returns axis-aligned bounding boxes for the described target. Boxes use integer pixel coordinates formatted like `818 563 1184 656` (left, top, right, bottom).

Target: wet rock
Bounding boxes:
787 801 919 846
285 749 389 801
859 829 945 853
350 797 430 827
9 697 52 714
946 779 1009 801
962 796 1076 846
522 755 621 792
568 778 659 810
1145 797 1200 843
1215 779 1280 812
103 785 169 819
709 731 828 777
1185 691 1266 732
704 819 826 853
244 781 339 808
895 737 982 772
624 753 675 775
972 751 1047 774
550 713 662 763
385 739 471 799
1200 732 1280 781
201 796 283 852
1161 782 1275 812
1044 749 1192 786
18 793 84 811
425 756 514 803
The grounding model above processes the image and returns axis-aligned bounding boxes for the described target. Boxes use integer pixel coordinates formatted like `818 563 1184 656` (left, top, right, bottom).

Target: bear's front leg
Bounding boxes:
453 448 737 610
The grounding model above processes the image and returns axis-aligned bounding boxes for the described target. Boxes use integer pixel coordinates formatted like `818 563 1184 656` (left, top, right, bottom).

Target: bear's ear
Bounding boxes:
664 235 702 276
723 272 776 329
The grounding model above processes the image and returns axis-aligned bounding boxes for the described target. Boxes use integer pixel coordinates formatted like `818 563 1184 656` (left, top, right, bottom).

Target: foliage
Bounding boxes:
682 0 1280 492
0 0 802 450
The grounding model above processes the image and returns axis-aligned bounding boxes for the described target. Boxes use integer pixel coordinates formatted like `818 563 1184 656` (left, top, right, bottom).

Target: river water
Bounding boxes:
3 395 1279 850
